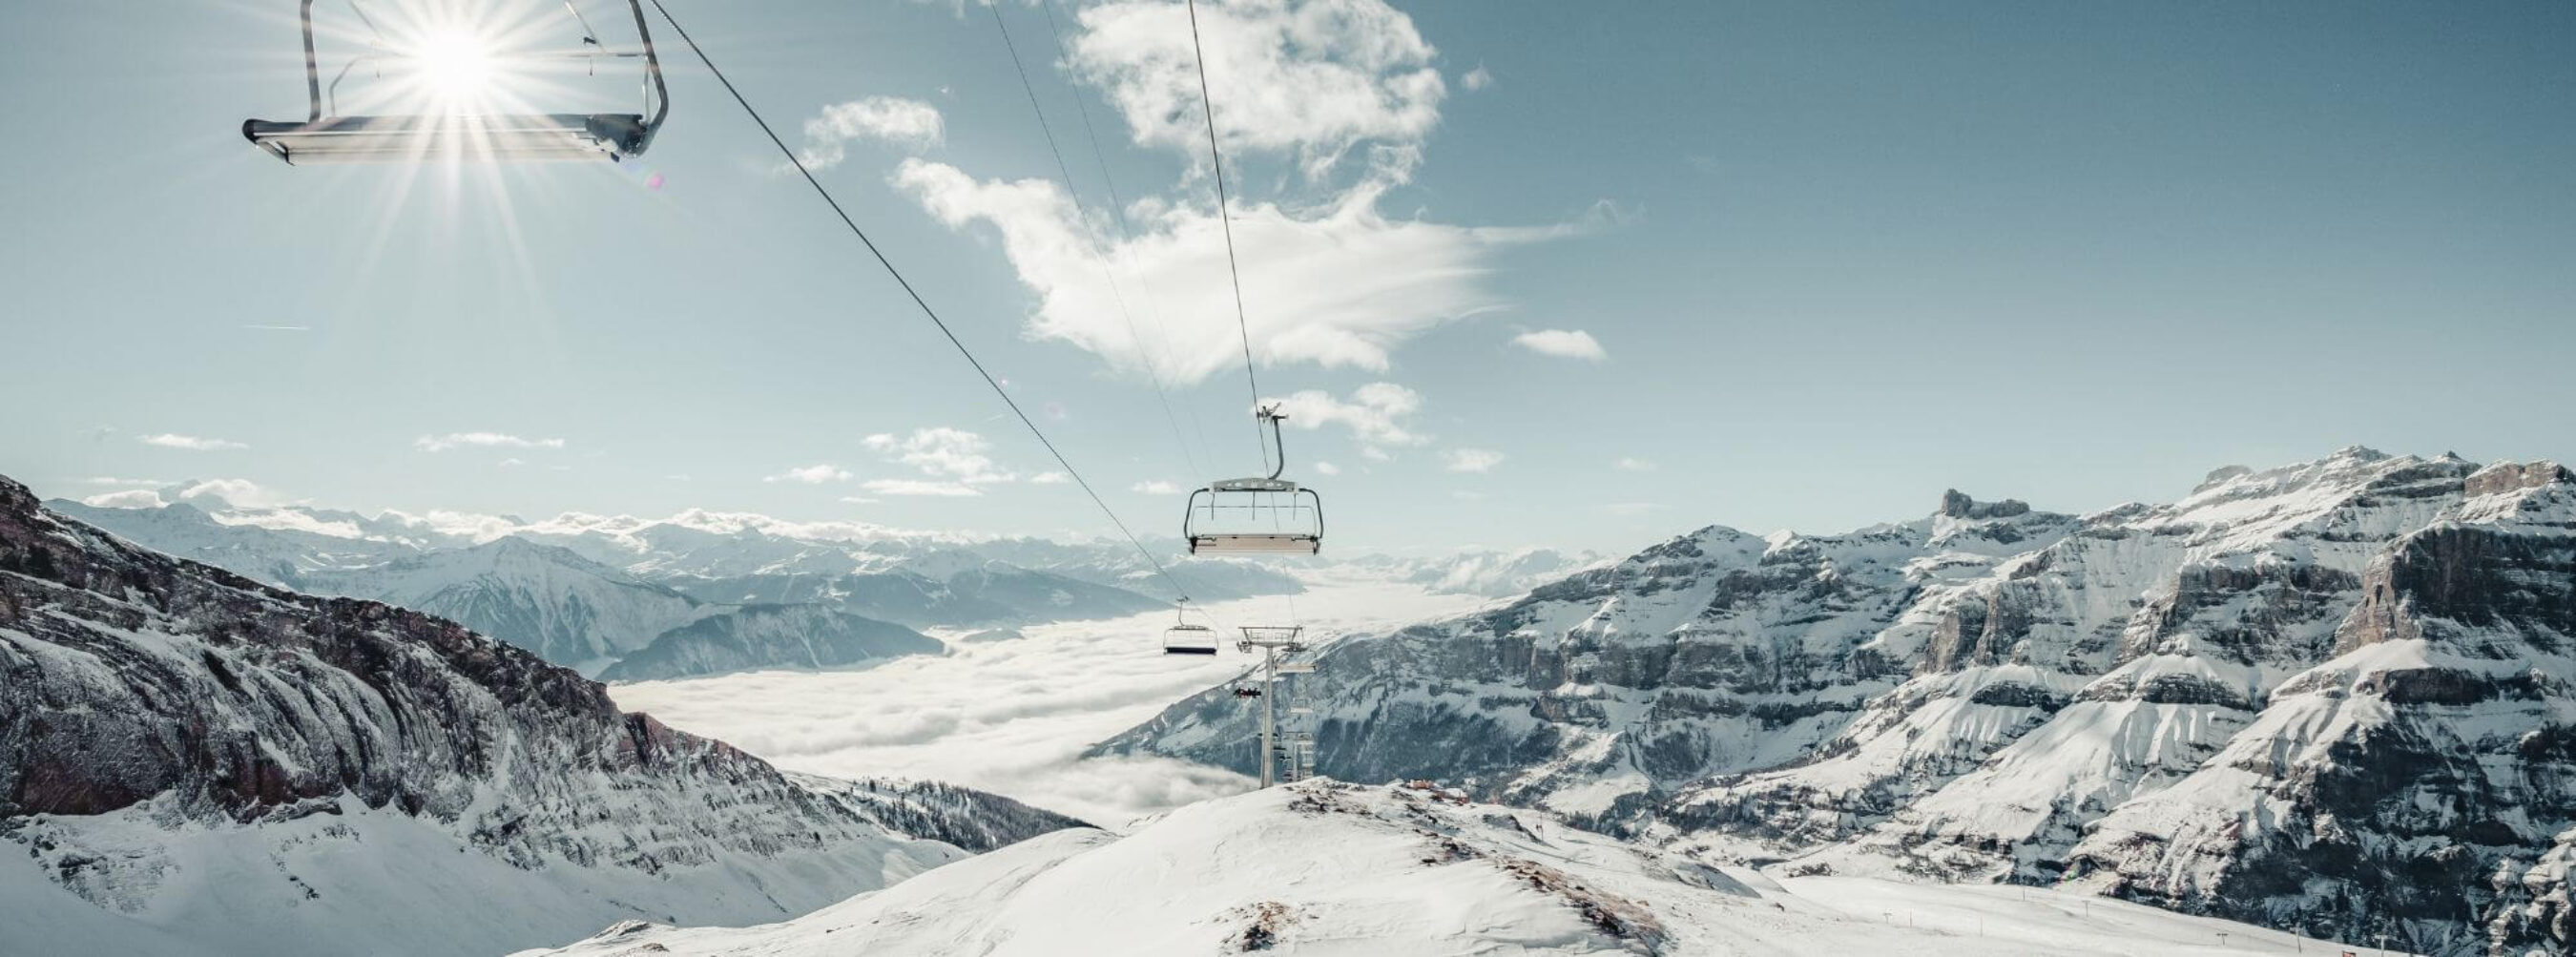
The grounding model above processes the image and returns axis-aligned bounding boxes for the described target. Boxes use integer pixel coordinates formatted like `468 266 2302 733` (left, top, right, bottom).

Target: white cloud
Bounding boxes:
897 162 1555 383
1511 328 1606 362
175 478 294 509
766 464 855 485
838 495 881 505
797 96 944 170
864 427 1015 485
80 489 166 510
891 0 1582 386
1443 447 1504 473
862 479 984 497
1029 471 1071 485
138 433 247 451
413 432 565 453
1312 461 1340 476
1070 0 1445 177
1613 457 1655 472
1269 382 1425 448
1461 65 1492 92
1130 480 1182 495
377 509 522 543
497 457 527 468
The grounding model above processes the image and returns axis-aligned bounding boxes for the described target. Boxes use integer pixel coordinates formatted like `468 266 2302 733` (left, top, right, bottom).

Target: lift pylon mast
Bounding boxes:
1236 625 1308 787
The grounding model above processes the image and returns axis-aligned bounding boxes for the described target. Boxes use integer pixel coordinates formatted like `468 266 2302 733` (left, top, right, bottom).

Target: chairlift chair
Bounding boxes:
243 0 669 164
1184 406 1324 555
1161 603 1218 655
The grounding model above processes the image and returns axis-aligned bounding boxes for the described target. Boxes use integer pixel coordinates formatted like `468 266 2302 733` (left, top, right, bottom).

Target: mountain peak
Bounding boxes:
1938 489 2030 520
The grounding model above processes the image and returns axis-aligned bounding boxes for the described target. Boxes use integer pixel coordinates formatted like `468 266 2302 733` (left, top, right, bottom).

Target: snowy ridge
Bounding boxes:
1104 448 2576 955
0 473 1082 956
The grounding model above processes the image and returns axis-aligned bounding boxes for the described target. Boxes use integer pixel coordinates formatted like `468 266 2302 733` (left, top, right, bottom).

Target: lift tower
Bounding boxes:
1236 625 1313 787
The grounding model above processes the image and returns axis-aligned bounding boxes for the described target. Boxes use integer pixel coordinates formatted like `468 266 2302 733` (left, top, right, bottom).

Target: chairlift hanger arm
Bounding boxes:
300 0 322 121
1259 404 1287 481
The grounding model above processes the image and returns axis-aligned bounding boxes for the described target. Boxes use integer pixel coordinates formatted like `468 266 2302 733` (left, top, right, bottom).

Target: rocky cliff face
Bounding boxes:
0 474 1078 956
1100 448 2576 956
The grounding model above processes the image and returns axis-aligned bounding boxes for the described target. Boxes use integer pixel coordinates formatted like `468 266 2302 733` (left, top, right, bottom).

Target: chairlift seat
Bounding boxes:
1162 622 1218 655
1188 532 1321 555
242 113 654 164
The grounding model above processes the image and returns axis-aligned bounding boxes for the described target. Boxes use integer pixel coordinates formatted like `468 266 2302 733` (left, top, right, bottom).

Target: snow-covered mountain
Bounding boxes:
0 473 1080 957
1346 547 1607 598
600 604 942 682
54 492 1301 674
657 558 1169 631
296 536 717 669
1101 447 2576 956
524 779 2339 957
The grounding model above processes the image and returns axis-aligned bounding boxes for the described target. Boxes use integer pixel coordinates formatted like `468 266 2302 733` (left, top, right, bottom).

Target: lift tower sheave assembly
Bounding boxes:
1236 625 1313 787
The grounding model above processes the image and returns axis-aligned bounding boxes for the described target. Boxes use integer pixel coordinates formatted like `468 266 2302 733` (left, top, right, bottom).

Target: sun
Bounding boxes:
410 26 498 109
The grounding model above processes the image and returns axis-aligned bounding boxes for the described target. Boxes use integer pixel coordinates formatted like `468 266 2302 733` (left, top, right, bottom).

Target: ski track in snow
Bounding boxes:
610 572 1497 828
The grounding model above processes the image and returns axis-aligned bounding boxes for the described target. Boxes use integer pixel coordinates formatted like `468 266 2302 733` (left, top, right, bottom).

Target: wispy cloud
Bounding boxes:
864 427 1015 485
1313 461 1340 476
1029 471 1070 485
765 464 855 485
1270 383 1427 451
1613 457 1655 472
1130 480 1182 495
797 96 944 170
1443 447 1505 473
1511 329 1606 362
413 432 565 453
138 433 247 451
1461 65 1492 92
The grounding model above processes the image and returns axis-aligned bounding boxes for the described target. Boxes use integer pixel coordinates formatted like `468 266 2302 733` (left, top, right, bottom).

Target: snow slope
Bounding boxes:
522 780 2345 957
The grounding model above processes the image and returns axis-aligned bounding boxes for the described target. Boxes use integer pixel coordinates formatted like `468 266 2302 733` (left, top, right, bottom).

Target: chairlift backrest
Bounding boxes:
243 0 669 164
1162 622 1217 655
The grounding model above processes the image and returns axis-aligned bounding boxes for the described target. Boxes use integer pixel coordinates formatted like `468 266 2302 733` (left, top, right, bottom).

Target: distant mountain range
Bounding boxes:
1101 447 2576 956
47 492 1319 679
0 473 1081 957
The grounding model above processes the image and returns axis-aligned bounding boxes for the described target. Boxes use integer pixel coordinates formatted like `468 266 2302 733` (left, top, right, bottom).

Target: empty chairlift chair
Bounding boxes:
1161 603 1218 655
243 0 669 164
1184 406 1324 555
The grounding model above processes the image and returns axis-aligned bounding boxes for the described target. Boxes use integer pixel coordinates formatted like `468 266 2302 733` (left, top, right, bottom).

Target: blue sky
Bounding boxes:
1 0 2570 555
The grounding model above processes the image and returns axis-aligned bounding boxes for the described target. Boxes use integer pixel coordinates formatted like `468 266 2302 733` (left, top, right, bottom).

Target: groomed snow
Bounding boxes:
520 780 2348 957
